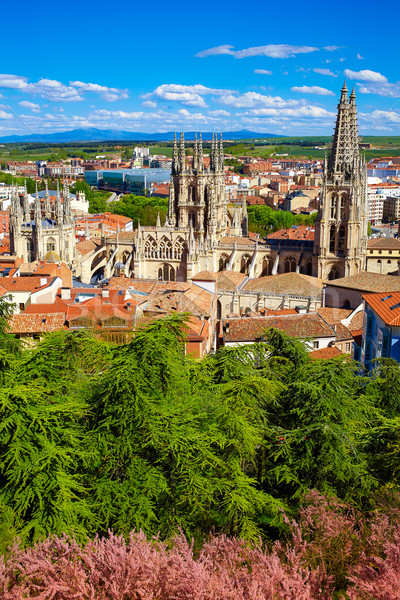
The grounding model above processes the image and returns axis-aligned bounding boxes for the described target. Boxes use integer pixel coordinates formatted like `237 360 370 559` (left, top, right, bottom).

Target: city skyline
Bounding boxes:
1 0 399 137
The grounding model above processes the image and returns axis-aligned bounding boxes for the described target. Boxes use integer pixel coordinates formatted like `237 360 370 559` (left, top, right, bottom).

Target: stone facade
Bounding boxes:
10 181 76 266
313 83 368 280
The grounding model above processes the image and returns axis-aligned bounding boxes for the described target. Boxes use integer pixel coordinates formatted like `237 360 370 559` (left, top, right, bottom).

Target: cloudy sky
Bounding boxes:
1 0 399 138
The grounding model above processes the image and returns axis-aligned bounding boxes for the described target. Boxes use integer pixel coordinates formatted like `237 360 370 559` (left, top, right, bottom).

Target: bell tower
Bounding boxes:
313 83 368 280
167 132 227 245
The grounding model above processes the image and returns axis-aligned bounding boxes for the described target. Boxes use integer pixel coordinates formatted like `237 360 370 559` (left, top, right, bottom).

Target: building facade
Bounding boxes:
313 83 368 280
10 181 76 265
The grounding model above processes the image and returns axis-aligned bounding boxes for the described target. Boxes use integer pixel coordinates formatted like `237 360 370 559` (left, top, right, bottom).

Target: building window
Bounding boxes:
345 342 351 352
284 256 297 273
330 195 337 219
388 260 392 264
329 225 336 253
328 266 340 280
313 341 319 349
46 238 56 252
19 303 25 311
338 225 345 253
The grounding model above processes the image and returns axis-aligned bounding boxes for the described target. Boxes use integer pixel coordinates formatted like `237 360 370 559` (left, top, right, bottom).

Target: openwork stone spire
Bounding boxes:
328 82 360 176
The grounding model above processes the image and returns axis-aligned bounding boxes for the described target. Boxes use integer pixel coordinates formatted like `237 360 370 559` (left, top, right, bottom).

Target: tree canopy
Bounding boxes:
1 296 400 552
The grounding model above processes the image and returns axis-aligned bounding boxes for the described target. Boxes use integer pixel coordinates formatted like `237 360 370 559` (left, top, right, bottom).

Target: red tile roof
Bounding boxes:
310 346 344 360
223 313 335 343
363 291 400 326
10 312 65 334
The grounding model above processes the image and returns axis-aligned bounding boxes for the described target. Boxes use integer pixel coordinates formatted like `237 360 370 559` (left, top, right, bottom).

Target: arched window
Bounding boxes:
160 263 175 282
188 185 196 203
144 237 157 259
306 261 313 276
26 239 33 263
329 225 336 253
343 299 351 309
330 195 337 219
338 225 345 253
46 237 56 252
328 266 340 280
159 237 172 260
188 212 196 228
261 257 274 276
388 259 392 264
173 237 187 261
340 195 346 215
284 256 297 273
240 254 251 274
219 254 230 271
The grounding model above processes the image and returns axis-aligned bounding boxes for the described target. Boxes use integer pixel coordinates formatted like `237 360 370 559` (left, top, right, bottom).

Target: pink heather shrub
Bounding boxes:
0 529 331 599
2 492 400 599
346 517 400 600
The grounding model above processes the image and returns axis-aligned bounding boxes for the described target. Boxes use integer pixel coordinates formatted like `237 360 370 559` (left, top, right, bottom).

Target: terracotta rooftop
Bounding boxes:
216 271 247 292
0 276 54 292
325 272 400 293
10 312 65 334
223 312 335 343
243 272 323 297
367 237 400 249
310 346 344 360
266 225 315 241
363 291 400 326
192 270 218 281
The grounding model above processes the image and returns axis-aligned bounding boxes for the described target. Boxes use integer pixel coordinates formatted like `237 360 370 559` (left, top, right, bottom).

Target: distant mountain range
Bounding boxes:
0 128 281 144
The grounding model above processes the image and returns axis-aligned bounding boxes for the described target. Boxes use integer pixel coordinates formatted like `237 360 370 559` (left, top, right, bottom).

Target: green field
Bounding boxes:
2 136 400 164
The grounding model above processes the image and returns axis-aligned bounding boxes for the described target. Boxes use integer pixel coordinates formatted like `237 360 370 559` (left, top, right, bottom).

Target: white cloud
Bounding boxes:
357 53 364 59
291 85 334 96
313 68 337 77
244 106 335 118
217 91 302 109
0 110 12 119
254 69 272 75
70 80 129 101
144 83 237 108
142 100 157 108
357 82 400 98
323 46 341 51
359 110 400 123
196 44 318 59
19 100 40 112
208 109 230 117
344 69 387 82
0 74 129 102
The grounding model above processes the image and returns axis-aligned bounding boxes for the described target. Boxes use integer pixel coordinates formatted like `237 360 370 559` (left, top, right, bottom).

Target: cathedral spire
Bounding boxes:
34 183 42 232
340 80 348 103
23 179 30 222
44 179 51 219
198 132 203 171
55 179 63 224
179 132 186 172
172 132 178 174
63 181 72 224
328 82 359 175
219 133 224 171
193 133 198 171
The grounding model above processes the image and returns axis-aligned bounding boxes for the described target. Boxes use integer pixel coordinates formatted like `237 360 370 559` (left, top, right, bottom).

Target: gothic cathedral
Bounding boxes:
313 82 368 279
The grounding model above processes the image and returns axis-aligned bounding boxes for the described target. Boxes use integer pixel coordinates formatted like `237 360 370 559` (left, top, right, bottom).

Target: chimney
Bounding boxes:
61 287 71 300
102 289 109 298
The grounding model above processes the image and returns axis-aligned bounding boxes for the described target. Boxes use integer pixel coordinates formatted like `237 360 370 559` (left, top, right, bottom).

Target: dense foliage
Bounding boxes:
2 301 400 595
247 204 317 234
110 193 168 228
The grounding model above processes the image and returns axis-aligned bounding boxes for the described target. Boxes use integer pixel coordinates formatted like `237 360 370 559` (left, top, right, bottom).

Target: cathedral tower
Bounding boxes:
313 83 368 280
167 132 228 244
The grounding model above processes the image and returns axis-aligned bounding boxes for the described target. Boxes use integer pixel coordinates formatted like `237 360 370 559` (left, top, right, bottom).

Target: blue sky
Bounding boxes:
1 0 399 137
